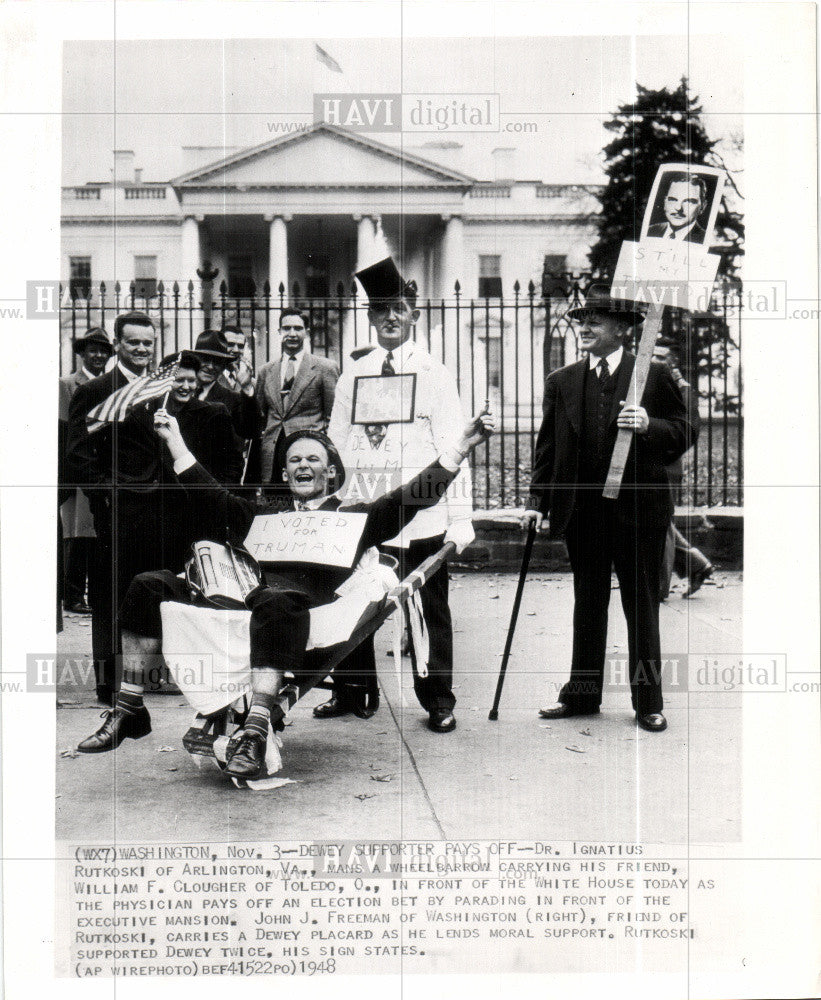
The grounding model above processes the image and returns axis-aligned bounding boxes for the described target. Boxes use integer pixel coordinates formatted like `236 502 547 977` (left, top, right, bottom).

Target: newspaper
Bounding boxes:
1 3 819 999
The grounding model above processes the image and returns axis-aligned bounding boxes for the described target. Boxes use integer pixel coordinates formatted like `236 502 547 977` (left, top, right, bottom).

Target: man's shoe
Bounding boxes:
77 706 151 753
538 703 600 719
313 695 353 719
428 709 456 733
636 712 668 733
66 601 92 614
224 731 267 779
684 563 713 597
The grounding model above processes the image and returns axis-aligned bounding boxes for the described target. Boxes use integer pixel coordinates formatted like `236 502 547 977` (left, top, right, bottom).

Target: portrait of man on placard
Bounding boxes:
642 165 723 245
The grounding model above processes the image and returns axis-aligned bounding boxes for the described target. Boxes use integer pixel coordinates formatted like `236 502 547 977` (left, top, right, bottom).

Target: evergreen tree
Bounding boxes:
588 77 744 279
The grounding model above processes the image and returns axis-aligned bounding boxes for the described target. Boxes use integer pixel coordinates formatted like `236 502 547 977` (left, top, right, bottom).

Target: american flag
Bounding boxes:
86 358 180 433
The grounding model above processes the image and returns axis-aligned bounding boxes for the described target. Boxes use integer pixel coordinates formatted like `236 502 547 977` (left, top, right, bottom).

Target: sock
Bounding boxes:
245 692 276 739
116 681 144 714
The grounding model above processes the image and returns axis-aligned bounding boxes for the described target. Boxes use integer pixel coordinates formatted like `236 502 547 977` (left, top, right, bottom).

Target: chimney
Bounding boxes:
112 149 135 182
133 167 143 184
491 147 516 183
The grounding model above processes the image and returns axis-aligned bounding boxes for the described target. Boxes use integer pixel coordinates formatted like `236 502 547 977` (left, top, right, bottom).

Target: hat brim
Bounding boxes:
73 338 113 354
193 349 233 365
565 303 645 325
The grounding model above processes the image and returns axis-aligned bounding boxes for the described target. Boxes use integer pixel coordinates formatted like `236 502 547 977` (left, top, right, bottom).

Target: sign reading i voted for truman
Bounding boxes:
244 511 369 568
351 373 416 425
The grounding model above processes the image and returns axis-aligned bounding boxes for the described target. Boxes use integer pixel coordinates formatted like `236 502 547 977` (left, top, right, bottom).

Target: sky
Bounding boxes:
62 35 743 186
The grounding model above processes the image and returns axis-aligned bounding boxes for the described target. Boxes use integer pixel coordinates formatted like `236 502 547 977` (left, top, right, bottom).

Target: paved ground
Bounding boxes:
56 569 742 845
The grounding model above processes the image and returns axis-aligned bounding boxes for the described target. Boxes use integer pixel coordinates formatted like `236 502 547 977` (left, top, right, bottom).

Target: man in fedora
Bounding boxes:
192 330 260 483
59 328 113 614
524 288 696 732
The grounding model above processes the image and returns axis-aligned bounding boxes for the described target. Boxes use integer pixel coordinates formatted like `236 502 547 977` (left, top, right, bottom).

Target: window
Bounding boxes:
478 254 503 298
228 255 255 298
69 256 91 300
134 255 158 299
542 254 568 298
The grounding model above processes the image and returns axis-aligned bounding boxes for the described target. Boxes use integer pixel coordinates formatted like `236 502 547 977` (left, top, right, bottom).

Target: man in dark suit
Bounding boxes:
524 290 696 732
59 328 113 613
255 309 339 485
76 407 494 780
646 172 709 243
66 311 157 704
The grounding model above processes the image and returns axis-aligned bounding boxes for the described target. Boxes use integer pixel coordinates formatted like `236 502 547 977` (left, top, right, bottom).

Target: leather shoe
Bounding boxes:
313 695 353 719
428 709 456 733
77 706 151 753
636 712 668 732
538 703 600 719
684 563 714 597
224 730 267 779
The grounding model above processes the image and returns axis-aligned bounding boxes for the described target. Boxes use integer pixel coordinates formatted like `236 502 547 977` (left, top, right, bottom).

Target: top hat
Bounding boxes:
271 429 347 492
566 286 646 326
73 328 113 355
355 257 418 305
193 329 233 365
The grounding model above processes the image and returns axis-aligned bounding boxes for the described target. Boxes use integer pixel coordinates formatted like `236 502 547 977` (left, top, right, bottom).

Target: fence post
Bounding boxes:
197 261 219 330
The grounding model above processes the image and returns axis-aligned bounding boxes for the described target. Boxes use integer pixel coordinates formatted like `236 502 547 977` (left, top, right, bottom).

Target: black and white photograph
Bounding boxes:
640 164 725 245
0 2 819 998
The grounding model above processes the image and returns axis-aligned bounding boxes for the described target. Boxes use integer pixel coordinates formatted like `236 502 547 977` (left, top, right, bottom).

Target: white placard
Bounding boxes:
244 510 368 567
612 239 721 312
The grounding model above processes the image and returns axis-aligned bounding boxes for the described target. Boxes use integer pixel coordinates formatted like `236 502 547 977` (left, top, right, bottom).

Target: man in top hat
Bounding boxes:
255 309 339 486
59 329 113 613
192 330 259 483
76 402 495 779
67 311 158 704
326 257 475 733
523 288 696 732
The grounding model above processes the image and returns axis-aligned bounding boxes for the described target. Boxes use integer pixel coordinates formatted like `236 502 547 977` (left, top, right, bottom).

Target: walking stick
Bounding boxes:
489 518 537 720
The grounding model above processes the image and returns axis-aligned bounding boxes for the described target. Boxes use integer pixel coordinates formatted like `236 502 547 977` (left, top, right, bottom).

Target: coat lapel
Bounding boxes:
559 359 587 437
285 354 315 413
608 351 636 427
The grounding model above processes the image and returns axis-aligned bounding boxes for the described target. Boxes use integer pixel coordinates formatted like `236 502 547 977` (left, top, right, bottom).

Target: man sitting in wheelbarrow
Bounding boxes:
77 404 494 779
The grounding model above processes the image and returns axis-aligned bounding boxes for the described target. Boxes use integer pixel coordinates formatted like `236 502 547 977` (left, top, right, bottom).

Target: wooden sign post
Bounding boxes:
601 303 664 499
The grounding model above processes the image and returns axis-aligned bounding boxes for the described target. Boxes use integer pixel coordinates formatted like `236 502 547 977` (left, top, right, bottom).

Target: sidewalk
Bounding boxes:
56 570 742 846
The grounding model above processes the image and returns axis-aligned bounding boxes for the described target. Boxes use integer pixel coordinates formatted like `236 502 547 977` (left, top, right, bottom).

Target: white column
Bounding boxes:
354 214 377 272
267 214 289 303
440 214 464 302
181 215 201 283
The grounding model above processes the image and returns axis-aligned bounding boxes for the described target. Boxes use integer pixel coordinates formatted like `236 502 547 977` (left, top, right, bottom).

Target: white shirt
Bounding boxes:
328 339 472 546
588 345 624 375
117 360 141 382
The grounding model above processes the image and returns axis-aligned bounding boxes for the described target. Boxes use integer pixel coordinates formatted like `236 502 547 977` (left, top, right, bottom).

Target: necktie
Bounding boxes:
382 351 395 376
597 357 610 383
282 355 295 393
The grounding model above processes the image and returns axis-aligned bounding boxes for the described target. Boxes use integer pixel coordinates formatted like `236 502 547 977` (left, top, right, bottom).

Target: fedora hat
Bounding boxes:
160 350 201 372
566 286 646 326
73 328 113 354
193 329 233 365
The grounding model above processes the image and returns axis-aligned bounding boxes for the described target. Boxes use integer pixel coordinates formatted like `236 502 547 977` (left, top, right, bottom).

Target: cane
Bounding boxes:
488 518 537 720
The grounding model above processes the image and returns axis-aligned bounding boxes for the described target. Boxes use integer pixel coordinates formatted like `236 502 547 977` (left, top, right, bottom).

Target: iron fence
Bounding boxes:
59 273 743 508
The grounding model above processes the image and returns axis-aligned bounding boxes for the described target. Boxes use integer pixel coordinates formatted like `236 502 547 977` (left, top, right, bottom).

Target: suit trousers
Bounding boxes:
560 493 667 716
330 534 456 713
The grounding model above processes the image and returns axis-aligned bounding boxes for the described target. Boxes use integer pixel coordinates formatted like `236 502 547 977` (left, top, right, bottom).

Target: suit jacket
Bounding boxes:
529 352 695 538
647 220 708 243
255 352 339 482
174 456 459 608
66 366 131 491
202 379 260 441
59 369 95 536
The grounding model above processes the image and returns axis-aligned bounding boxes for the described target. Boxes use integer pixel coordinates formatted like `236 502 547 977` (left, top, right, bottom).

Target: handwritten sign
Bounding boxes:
243 511 368 568
351 373 416 425
612 240 720 312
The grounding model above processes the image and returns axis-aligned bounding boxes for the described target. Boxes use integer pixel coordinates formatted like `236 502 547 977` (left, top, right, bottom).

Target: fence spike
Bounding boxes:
219 279 228 297
157 279 164 296
172 281 179 295
454 279 461 295
513 279 520 294
262 279 271 297
528 279 535 297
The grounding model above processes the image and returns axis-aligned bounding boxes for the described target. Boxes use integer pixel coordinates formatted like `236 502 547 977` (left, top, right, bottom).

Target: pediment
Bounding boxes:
172 124 474 190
